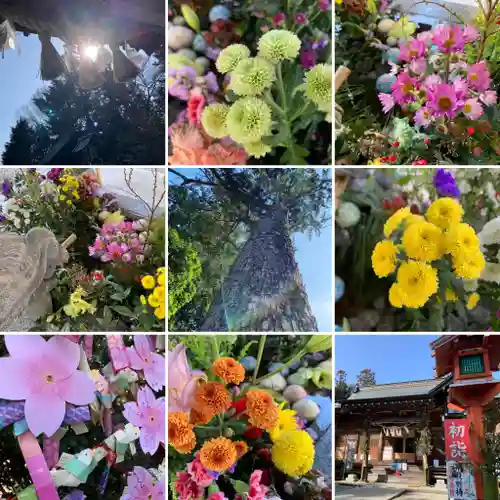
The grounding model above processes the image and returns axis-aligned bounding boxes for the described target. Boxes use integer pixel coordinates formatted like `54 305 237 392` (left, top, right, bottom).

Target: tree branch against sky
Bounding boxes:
168 168 333 332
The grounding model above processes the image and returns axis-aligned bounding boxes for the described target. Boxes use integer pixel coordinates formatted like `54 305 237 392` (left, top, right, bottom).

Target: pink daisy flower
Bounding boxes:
414 106 434 128
392 72 418 105
452 77 468 100
424 74 442 88
121 467 164 500
433 24 465 53
417 31 434 45
399 38 427 62
463 98 483 120
480 90 497 106
426 83 460 119
467 61 492 92
409 58 427 74
378 93 395 114
463 25 480 43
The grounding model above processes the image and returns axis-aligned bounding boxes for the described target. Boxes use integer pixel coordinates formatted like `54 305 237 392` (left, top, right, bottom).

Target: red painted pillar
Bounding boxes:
468 405 485 500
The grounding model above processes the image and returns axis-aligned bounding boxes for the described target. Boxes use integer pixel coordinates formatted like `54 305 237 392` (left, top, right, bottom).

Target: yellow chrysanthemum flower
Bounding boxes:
383 207 411 238
202 103 230 138
372 240 398 277
405 214 425 227
466 292 480 310
426 198 463 230
148 294 161 308
63 287 97 318
396 260 438 308
157 272 165 286
155 303 166 320
142 275 156 290
444 223 480 258
272 430 314 476
269 408 300 442
389 282 407 308
401 221 443 262
453 251 486 280
445 289 458 302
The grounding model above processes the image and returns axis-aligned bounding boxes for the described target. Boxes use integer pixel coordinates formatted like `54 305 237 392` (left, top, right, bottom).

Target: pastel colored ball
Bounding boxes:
283 385 308 403
193 33 208 53
335 276 345 302
293 399 320 421
209 5 231 23
385 48 401 64
268 362 290 377
240 356 257 372
376 73 396 93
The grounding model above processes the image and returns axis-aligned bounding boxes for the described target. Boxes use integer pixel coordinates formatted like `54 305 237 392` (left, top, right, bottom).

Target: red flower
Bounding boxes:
244 426 263 440
392 196 404 209
387 154 397 163
412 159 428 165
382 199 392 210
188 93 206 126
392 141 400 147
424 138 430 145
467 127 475 136
410 204 420 214
257 448 271 461
231 396 247 415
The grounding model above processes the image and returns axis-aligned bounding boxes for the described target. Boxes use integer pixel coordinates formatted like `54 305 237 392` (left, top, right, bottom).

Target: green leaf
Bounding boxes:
304 335 332 353
237 340 258 361
367 0 377 13
110 305 137 318
207 484 221 494
230 480 249 494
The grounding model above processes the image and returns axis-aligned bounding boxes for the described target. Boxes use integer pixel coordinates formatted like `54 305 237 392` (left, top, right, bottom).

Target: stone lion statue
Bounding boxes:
0 227 69 331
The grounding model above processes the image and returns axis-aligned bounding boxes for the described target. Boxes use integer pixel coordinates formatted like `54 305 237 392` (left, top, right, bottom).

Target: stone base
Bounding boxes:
346 474 359 483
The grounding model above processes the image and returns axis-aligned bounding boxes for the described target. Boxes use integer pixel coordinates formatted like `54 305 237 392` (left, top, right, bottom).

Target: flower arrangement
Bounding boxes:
168 335 332 499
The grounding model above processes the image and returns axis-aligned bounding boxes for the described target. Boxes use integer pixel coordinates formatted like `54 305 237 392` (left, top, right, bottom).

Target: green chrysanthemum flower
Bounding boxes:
257 30 301 64
304 64 332 111
226 97 272 144
216 44 251 74
244 141 272 158
202 103 230 138
230 57 276 96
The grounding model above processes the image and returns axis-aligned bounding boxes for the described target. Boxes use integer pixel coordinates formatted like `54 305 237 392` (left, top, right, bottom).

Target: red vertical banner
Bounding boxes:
444 419 476 500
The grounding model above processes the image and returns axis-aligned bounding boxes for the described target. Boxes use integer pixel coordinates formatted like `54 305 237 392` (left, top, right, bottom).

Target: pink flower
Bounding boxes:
463 25 480 43
187 92 206 126
168 344 206 413
295 13 307 24
392 72 418 105
122 252 133 263
318 0 330 11
463 98 483 119
399 38 426 62
417 31 434 45
273 12 286 26
248 470 269 500
426 83 460 119
480 90 497 106
424 74 442 87
409 58 426 74
106 242 124 261
467 61 491 92
0 336 95 437
472 146 483 157
453 77 468 100
414 107 433 128
207 493 228 500
433 24 465 53
121 466 164 500
187 453 213 487
378 93 395 114
127 336 165 391
176 472 204 500
123 386 165 454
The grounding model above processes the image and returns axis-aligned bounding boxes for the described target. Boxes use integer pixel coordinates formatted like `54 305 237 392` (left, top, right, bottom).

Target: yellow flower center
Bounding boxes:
439 97 452 110
45 375 54 384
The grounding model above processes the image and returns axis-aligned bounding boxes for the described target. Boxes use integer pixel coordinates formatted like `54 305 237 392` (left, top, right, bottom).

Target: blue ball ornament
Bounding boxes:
209 5 231 23
335 324 343 332
335 276 345 303
385 47 400 63
240 356 257 372
192 33 207 53
376 73 396 93
268 362 290 377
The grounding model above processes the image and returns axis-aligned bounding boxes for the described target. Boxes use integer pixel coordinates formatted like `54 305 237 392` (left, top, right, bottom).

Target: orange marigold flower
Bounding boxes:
200 437 238 472
194 381 232 415
190 405 214 426
234 440 249 458
212 357 246 385
168 412 196 454
246 389 279 430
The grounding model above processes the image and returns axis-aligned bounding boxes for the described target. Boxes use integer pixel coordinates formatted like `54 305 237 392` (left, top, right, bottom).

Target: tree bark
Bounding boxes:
200 208 318 332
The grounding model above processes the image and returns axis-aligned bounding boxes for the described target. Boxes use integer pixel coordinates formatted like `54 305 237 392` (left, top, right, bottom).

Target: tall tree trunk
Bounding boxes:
200 208 318 332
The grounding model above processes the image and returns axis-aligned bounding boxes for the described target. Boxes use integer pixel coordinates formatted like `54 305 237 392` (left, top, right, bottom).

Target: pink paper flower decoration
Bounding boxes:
187 453 214 487
176 472 205 500
248 470 269 500
168 344 206 413
463 25 480 43
392 72 418 105
399 38 426 62
0 336 96 437
426 83 460 119
432 25 465 53
414 106 433 128
378 93 395 114
480 90 497 106
127 336 165 391
121 466 164 500
123 386 165 454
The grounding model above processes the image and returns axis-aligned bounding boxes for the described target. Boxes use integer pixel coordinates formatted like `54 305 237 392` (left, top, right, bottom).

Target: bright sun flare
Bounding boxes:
84 45 99 61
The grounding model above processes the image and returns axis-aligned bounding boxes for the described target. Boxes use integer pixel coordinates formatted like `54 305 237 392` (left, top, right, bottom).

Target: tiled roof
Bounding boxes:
346 374 452 402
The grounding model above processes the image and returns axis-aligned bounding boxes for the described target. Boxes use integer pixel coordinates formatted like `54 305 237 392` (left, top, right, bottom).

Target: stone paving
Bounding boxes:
336 484 449 500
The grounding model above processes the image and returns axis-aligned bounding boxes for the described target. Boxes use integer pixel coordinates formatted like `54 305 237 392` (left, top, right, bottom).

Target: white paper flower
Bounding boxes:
336 202 361 228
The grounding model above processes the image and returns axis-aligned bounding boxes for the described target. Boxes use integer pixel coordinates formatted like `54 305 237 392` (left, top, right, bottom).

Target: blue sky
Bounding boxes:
335 335 439 385
168 168 333 331
0 36 55 154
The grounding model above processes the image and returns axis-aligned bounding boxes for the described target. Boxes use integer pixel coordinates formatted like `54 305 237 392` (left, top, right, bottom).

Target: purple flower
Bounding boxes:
295 12 308 24
127 336 165 391
318 0 330 11
433 169 460 198
206 46 221 61
121 466 164 500
47 168 64 181
168 67 198 101
2 180 12 198
205 72 219 94
300 50 317 69
273 12 286 26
